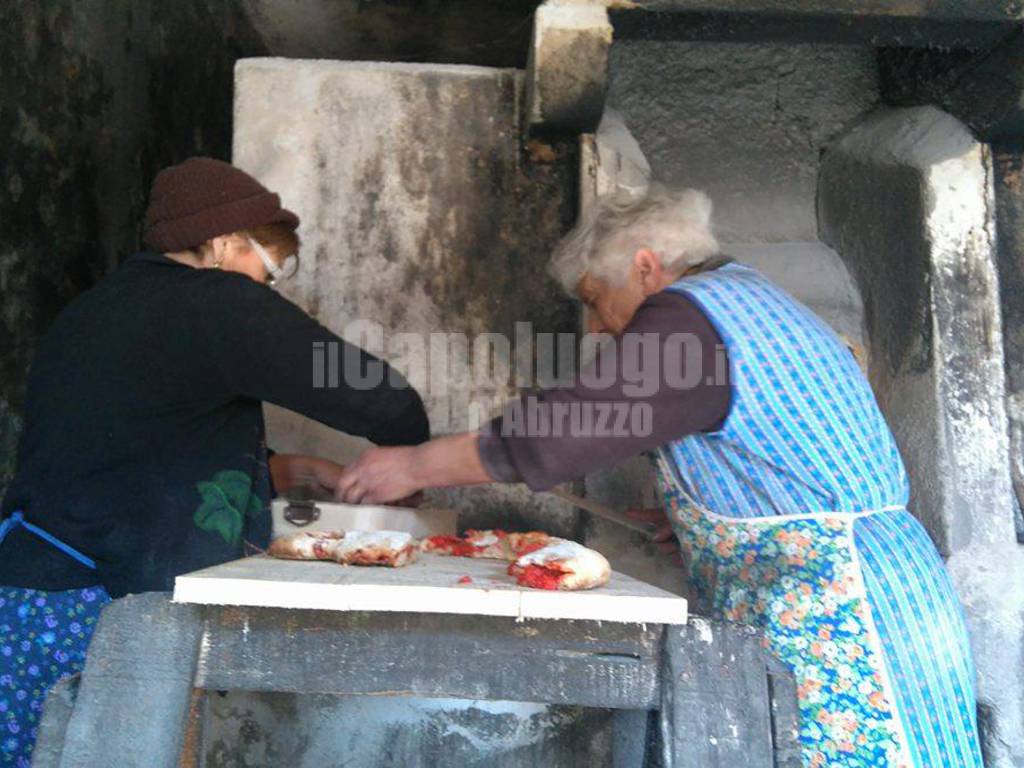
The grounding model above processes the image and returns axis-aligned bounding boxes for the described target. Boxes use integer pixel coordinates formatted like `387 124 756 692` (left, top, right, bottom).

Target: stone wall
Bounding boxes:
0 0 267 493
993 144 1024 543
606 40 880 243
819 105 1024 768
227 57 595 766
232 58 583 536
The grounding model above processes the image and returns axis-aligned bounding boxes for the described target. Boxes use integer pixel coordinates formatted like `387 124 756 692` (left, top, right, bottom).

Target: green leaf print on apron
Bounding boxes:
193 470 263 545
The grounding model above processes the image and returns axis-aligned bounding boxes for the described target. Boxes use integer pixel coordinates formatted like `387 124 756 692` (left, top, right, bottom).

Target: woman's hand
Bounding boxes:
306 457 347 495
335 446 422 505
336 432 495 505
627 506 684 566
270 454 345 496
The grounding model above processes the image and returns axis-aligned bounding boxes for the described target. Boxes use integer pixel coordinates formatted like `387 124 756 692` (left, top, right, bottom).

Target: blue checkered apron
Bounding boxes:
655 263 982 767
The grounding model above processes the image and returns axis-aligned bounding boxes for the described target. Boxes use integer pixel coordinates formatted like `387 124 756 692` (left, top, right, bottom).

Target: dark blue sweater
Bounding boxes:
0 253 429 597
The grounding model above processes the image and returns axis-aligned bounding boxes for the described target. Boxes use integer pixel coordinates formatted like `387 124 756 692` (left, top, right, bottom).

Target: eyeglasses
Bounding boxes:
248 237 297 287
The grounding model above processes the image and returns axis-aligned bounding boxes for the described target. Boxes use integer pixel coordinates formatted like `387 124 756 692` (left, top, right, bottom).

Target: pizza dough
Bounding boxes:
423 529 609 591
269 530 417 567
267 531 345 561
507 540 611 591
332 530 418 567
506 531 556 557
422 529 511 559
269 528 610 589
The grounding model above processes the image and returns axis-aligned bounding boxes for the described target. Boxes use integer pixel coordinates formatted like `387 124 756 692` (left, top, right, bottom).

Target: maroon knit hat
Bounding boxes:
143 157 299 252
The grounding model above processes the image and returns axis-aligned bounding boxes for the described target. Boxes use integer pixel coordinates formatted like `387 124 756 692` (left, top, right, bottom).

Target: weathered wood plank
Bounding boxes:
195 606 663 709
44 595 796 766
612 709 651 768
57 594 204 768
31 675 78 768
766 657 802 768
658 617 775 767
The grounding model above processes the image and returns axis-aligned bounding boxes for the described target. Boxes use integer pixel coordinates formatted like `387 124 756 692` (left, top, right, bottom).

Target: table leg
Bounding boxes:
32 675 79 768
57 593 203 768
766 657 802 768
658 617 778 768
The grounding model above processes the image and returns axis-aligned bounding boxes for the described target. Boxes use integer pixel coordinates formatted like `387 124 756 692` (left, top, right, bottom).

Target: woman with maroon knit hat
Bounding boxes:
0 158 429 765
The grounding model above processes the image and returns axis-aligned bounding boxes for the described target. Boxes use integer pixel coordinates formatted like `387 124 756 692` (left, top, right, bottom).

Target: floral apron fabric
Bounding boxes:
0 586 110 767
657 264 983 767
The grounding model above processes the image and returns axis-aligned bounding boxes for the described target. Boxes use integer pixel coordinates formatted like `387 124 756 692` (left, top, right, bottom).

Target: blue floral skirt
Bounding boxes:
659 470 984 768
0 586 110 767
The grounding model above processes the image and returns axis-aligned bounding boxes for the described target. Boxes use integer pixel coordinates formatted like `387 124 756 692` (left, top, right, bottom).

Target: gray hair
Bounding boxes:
548 185 719 294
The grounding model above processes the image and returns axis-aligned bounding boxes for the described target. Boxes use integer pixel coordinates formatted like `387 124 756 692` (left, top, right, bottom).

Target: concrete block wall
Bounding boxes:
606 40 880 244
233 57 587 538
819 105 1024 768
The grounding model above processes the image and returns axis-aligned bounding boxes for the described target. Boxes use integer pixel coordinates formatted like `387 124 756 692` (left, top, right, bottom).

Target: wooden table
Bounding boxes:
174 553 691 624
33 561 801 768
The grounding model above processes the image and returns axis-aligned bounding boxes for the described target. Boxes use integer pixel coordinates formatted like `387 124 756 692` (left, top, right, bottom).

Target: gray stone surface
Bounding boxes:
606 40 879 243
607 1 1019 48
233 58 578 439
819 106 1014 553
526 2 613 134
728 242 864 347
232 56 591 765
879 29 1024 143
994 146 1024 543
0 0 269 498
819 105 1024 768
234 57 581 530
579 107 652 215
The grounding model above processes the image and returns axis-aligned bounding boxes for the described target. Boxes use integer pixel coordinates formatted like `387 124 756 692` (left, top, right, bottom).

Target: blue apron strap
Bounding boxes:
0 511 21 544
0 510 97 570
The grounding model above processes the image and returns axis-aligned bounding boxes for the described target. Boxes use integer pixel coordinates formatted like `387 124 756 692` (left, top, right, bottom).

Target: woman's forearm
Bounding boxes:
408 432 493 490
269 453 297 492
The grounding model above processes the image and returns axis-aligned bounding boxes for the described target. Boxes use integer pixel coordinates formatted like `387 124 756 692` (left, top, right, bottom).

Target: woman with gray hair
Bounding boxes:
338 186 982 767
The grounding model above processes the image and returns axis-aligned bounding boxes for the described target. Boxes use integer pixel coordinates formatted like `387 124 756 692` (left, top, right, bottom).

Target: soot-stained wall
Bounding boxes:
0 1 267 492
0 0 542 498
606 40 880 243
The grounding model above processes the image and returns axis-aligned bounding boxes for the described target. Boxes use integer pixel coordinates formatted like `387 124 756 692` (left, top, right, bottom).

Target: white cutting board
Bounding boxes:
173 553 687 625
271 499 457 539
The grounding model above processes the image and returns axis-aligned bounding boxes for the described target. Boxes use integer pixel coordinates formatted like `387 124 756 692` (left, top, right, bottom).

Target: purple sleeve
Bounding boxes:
477 290 732 490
